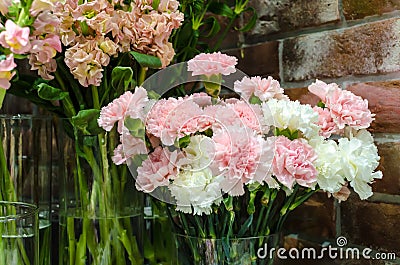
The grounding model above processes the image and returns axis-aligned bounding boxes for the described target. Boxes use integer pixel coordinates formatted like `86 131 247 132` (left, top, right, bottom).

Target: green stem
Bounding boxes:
109 128 121 207
67 217 76 265
55 72 77 117
208 215 216 238
254 206 265 235
276 186 300 232
56 62 86 110
0 139 16 201
179 212 191 236
138 67 147 86
91 85 100 110
213 16 237 52
227 211 235 240
259 189 278 236
193 215 206 238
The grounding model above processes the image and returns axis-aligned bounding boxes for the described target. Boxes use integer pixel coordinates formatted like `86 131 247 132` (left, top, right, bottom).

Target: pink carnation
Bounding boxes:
231 101 265 133
212 126 274 196
0 54 16 90
309 80 374 130
136 146 181 193
187 52 237 77
184 92 212 107
146 97 213 146
146 97 182 142
272 136 318 189
203 105 236 131
234 76 288 101
325 89 373 130
313 106 341 138
163 101 211 145
112 134 147 165
0 20 31 54
98 87 148 132
308 79 339 102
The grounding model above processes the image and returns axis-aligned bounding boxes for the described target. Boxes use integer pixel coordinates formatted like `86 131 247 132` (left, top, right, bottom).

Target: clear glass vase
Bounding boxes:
0 201 39 265
175 234 280 265
144 197 177 265
0 115 52 265
57 119 144 265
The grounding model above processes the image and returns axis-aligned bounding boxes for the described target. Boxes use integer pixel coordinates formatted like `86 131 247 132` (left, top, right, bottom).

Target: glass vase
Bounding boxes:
0 115 52 265
175 234 280 265
57 119 144 265
0 201 39 265
144 197 177 265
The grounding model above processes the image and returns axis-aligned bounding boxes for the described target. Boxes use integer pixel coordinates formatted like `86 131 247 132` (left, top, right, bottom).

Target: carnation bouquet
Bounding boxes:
0 0 258 263
98 52 382 264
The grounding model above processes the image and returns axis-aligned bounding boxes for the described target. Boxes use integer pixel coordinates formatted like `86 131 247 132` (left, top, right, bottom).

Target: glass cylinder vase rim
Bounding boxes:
0 114 52 120
0 201 38 222
174 233 281 241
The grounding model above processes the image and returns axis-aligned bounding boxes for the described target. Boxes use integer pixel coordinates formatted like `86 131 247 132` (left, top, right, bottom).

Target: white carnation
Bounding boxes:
178 135 215 170
338 130 382 200
169 167 222 215
310 137 345 193
262 99 319 139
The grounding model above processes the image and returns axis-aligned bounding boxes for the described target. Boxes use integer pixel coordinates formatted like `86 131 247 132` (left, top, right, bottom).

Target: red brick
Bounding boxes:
284 87 320 106
343 0 400 20
341 195 400 255
245 0 340 43
282 18 400 81
346 81 400 133
226 42 280 79
373 141 400 195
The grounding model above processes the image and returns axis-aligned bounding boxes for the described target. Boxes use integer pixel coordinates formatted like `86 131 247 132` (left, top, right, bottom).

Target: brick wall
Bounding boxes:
225 0 400 262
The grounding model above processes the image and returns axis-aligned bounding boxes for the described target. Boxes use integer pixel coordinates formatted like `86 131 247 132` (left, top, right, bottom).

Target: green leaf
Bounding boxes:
83 136 98 147
261 188 271 207
208 2 234 18
247 189 257 214
37 83 69 100
124 117 145 139
174 22 194 50
177 135 190 148
0 88 6 109
203 128 213 137
223 196 234 211
274 127 299 140
151 0 160 10
71 109 103 135
111 66 133 92
118 230 139 265
237 7 257 32
249 95 262 105
8 78 64 115
130 51 162 69
131 154 148 169
75 233 87 264
238 214 253 237
317 101 325 108
147 90 160 100
203 17 221 38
